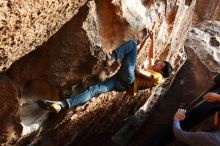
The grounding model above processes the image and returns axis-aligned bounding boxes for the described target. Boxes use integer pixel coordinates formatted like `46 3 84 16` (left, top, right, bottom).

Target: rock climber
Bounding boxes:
37 31 173 113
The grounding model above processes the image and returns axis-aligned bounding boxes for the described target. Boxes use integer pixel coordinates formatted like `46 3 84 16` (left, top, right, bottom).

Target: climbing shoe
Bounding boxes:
37 100 66 113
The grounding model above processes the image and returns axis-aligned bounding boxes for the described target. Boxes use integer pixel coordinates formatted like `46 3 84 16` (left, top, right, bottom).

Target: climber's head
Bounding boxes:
152 61 173 78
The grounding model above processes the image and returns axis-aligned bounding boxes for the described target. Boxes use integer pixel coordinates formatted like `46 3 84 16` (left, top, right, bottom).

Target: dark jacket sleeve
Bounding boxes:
213 74 220 85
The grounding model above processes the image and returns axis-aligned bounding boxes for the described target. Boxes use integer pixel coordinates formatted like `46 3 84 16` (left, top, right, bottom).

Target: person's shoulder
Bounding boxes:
146 69 162 77
146 69 163 83
213 74 220 85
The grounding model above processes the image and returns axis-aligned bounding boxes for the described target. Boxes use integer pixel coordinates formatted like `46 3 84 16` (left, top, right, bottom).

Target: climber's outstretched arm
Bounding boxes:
146 31 154 69
135 31 154 78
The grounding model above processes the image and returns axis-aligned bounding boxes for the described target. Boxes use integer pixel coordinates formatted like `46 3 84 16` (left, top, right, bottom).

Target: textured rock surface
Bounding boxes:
185 21 220 72
193 0 220 24
6 1 102 95
1 0 219 146
0 0 87 72
0 75 21 145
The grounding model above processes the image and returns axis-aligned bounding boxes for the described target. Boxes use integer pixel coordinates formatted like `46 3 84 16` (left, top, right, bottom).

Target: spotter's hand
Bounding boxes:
174 109 186 121
203 92 220 102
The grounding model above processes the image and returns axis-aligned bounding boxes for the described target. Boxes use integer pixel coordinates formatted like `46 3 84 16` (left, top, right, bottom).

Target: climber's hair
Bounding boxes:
162 61 173 78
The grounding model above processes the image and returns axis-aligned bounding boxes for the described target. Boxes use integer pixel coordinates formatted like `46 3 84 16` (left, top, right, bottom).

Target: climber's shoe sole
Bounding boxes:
37 100 62 113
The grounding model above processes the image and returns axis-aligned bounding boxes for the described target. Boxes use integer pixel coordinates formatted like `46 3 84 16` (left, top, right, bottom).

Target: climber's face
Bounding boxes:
152 61 165 73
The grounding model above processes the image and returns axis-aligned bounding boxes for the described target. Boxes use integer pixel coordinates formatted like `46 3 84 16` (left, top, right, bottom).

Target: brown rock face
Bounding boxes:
0 75 21 145
0 0 87 72
185 21 220 72
7 1 100 91
193 0 220 24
